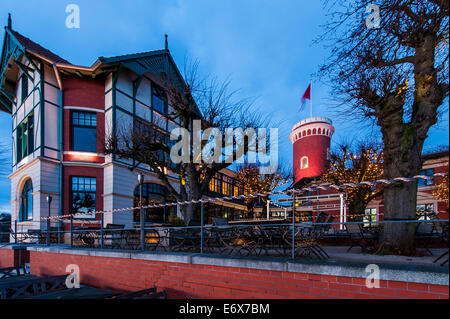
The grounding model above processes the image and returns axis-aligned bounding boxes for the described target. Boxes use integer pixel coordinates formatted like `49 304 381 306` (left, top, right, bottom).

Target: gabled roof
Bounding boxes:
1 22 199 116
10 29 71 65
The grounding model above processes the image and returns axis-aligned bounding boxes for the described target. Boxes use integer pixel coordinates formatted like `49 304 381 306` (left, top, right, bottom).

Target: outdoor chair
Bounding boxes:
415 221 440 255
278 222 328 260
345 223 377 253
104 224 125 249
170 220 201 251
212 217 229 226
433 222 448 266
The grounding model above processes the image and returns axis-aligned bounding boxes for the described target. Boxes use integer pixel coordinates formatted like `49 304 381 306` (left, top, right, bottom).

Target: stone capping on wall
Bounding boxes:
26 246 449 286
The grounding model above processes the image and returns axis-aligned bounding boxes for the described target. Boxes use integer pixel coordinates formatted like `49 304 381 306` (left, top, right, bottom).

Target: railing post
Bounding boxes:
138 174 145 251
14 220 17 244
100 212 104 249
200 202 204 254
47 216 50 246
46 196 52 246
70 214 73 248
292 192 296 260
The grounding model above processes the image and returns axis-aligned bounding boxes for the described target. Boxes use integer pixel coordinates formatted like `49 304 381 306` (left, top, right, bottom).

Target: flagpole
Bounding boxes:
310 80 312 118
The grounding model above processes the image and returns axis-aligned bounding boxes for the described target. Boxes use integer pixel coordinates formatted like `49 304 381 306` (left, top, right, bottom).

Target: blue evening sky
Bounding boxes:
0 1 448 213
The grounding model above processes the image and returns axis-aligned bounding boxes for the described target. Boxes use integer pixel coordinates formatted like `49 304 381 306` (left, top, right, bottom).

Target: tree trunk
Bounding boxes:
379 180 418 255
378 136 423 255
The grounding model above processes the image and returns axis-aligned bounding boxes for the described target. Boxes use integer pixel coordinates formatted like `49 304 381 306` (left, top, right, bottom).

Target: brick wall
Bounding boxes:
0 248 29 268
29 250 449 299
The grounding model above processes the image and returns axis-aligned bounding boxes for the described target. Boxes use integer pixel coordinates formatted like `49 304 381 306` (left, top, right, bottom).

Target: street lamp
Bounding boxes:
46 196 52 246
138 174 144 250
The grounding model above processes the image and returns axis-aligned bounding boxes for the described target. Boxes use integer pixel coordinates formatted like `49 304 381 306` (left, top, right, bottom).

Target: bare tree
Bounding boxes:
105 60 272 222
318 0 449 255
236 162 291 218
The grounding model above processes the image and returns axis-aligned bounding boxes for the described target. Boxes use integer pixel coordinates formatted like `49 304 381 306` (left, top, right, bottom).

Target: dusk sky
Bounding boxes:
0 0 448 213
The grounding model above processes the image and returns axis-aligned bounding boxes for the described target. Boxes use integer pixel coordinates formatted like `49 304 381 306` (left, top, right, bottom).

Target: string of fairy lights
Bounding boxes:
36 172 448 222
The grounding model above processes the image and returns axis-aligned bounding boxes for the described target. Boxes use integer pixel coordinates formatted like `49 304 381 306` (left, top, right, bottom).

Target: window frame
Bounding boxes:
70 111 97 153
151 82 168 115
16 113 34 163
418 168 434 187
70 176 97 219
300 156 309 169
21 73 28 104
19 179 33 221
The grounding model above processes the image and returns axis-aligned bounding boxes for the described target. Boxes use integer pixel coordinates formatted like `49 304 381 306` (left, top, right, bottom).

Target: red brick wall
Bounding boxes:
0 248 29 268
29 251 449 299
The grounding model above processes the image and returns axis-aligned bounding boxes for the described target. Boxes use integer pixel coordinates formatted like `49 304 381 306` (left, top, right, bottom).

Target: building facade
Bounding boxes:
0 20 247 235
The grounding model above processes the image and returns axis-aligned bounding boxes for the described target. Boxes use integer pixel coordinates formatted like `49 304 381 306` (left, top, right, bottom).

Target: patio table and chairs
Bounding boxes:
345 222 378 253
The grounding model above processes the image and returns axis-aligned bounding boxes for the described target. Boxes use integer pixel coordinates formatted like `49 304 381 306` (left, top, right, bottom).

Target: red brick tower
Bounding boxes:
289 117 335 185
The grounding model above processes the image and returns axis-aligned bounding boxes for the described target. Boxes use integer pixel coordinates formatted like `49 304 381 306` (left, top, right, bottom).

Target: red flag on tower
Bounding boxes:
300 83 311 111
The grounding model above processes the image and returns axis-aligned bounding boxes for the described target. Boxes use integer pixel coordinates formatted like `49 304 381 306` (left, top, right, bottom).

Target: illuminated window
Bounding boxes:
301 156 309 169
133 183 175 223
363 208 377 227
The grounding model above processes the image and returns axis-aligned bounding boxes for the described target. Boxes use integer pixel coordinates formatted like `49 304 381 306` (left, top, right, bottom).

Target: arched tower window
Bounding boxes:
313 128 316 134
20 179 33 221
300 156 309 169
318 128 321 134
307 129 311 136
302 131 306 137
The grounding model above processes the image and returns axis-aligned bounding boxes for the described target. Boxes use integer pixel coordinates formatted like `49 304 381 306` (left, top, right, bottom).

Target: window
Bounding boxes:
222 176 233 196
152 84 167 114
71 111 97 153
21 74 28 104
363 208 377 227
417 203 435 220
418 168 434 187
133 183 175 223
300 156 309 169
19 179 33 221
134 120 167 163
16 113 34 163
70 176 96 218
209 175 221 194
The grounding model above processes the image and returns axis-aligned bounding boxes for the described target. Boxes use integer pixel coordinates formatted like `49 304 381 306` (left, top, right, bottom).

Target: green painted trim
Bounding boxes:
43 80 60 90
16 61 34 82
11 82 41 117
40 63 44 157
115 87 150 108
43 99 60 108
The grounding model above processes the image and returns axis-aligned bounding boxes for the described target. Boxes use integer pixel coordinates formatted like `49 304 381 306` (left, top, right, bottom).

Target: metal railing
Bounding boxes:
1 216 448 264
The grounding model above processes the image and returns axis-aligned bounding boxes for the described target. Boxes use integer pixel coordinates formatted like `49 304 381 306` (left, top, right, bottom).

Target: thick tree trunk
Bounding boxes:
378 139 423 255
379 181 418 255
